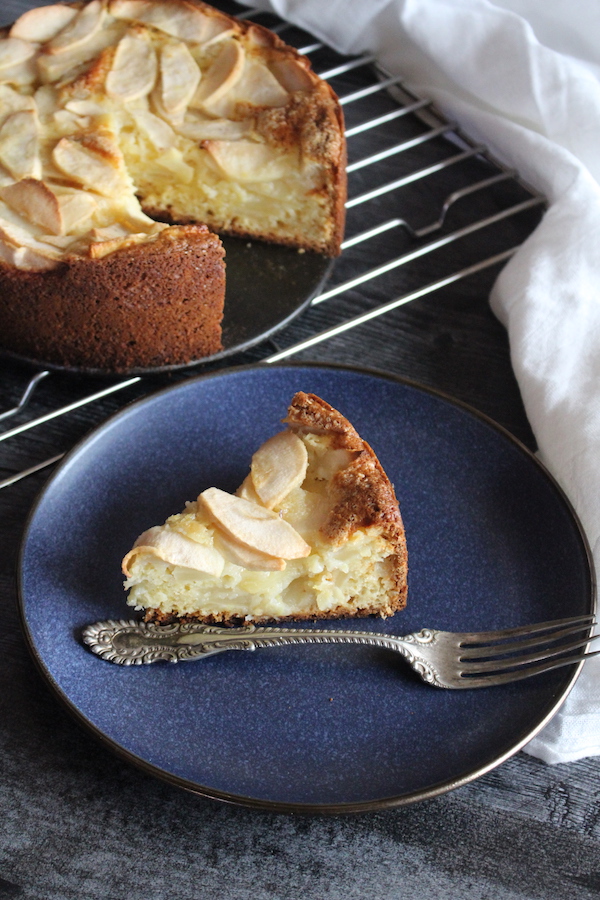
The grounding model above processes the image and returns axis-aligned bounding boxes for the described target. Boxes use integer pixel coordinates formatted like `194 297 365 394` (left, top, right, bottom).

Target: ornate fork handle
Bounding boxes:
82 619 441 682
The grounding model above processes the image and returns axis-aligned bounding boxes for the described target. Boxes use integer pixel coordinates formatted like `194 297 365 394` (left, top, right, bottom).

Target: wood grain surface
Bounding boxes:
1 2 598 898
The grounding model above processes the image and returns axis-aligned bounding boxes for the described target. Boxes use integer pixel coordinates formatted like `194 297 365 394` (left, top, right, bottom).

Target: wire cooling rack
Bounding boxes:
0 0 545 490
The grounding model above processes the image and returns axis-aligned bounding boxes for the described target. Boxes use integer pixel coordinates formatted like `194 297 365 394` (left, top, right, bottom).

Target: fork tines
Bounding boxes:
459 614 598 678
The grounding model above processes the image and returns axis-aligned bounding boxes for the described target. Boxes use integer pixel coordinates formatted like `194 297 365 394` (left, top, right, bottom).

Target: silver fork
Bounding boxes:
82 614 599 688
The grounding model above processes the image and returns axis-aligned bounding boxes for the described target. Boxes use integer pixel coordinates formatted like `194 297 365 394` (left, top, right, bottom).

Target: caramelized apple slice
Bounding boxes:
0 110 40 180
204 139 296 183
230 57 289 108
0 239 60 271
53 108 92 132
251 431 308 509
64 99 107 117
0 39 37 72
37 24 120 83
190 39 244 110
88 233 153 259
52 137 125 197
271 58 315 93
106 32 157 102
160 41 201 116
206 57 289 118
0 215 62 259
236 474 261 504
10 5 78 43
199 487 310 560
0 58 38 87
122 526 224 578
46 0 105 56
57 192 98 233
0 178 62 235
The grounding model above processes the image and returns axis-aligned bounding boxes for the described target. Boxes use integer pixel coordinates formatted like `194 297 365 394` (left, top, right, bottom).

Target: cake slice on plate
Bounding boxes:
122 392 408 624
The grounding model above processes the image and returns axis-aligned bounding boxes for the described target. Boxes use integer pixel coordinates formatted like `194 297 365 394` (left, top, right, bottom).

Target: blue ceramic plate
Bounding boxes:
18 365 595 813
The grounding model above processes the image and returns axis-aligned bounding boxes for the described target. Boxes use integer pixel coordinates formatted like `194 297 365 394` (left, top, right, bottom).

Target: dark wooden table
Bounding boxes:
1 2 600 898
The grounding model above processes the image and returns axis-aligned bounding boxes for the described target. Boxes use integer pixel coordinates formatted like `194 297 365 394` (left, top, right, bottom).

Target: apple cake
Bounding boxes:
123 392 408 625
0 0 347 371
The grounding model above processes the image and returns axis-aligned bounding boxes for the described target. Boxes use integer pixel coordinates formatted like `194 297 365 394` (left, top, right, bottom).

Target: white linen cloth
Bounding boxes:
253 0 600 764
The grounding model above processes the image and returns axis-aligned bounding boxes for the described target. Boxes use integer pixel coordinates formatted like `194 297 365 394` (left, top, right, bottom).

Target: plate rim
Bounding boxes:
17 362 597 814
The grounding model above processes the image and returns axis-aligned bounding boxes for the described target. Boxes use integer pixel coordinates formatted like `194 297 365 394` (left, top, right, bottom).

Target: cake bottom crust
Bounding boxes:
142 582 408 628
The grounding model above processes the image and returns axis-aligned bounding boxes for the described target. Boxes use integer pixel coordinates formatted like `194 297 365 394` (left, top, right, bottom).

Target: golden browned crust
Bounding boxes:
285 391 408 610
0 225 224 372
143 596 403 627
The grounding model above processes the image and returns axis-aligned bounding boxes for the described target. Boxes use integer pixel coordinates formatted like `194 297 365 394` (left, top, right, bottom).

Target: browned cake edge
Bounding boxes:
285 391 408 606
0 224 225 372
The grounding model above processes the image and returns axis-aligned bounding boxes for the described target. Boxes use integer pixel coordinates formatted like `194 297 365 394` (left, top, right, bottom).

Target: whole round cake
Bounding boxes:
0 0 347 372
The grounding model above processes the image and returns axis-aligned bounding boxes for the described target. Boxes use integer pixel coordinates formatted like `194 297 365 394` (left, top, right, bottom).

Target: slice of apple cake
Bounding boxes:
123 392 408 624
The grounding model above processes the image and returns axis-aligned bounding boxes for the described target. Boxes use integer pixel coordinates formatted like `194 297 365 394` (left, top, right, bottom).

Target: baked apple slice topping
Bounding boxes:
204 139 296 182
0 178 62 234
190 39 244 111
52 136 127 197
228 57 289 109
106 31 158 101
0 110 41 180
45 0 105 56
9 5 78 43
109 0 222 45
213 531 286 572
122 526 225 577
173 113 253 142
250 430 309 509
0 215 61 270
0 39 38 71
0 85 36 119
271 57 316 93
129 108 177 151
159 41 201 117
56 192 98 233
199 487 311 560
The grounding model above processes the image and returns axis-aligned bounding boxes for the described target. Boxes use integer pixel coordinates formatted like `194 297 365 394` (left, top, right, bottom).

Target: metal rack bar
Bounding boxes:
0 370 49 423
0 377 140 444
344 101 432 138
345 146 486 209
266 247 519 363
313 197 543 305
339 75 407 106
